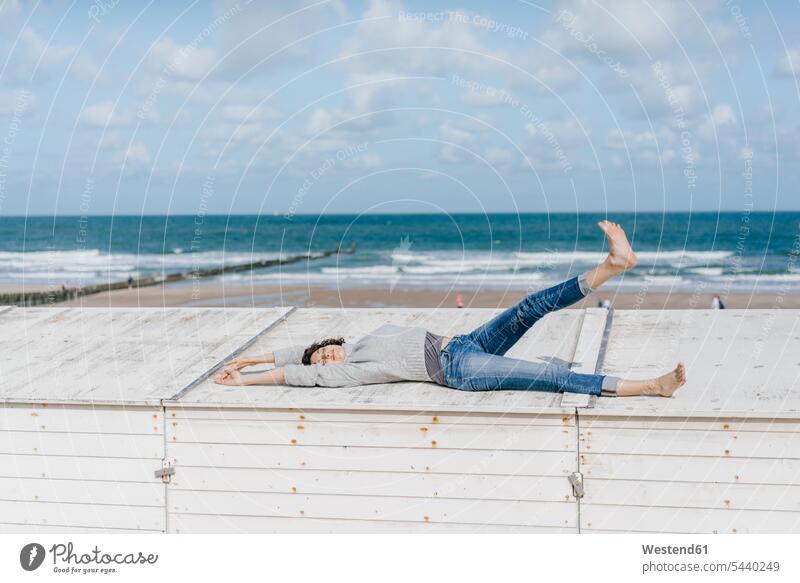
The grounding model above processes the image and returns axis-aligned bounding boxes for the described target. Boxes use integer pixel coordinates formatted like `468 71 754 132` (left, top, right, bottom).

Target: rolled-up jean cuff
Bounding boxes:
578 274 594 296
600 375 620 397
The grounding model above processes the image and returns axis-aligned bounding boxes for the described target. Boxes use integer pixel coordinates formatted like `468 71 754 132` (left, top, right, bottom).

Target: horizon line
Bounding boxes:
3 209 799 218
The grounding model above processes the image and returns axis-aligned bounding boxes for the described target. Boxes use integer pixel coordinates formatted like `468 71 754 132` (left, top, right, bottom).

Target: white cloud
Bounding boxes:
439 121 474 144
0 0 21 17
696 103 736 140
776 48 799 78
216 0 347 76
302 73 406 136
0 88 34 115
80 101 134 127
527 117 589 145
548 0 725 65
438 144 466 163
485 147 513 165
221 104 279 123
4 27 100 83
148 38 220 81
339 0 512 78
606 126 678 166
114 141 152 172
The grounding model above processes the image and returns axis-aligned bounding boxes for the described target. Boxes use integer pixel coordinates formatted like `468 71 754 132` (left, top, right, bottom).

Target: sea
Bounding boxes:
1 212 799 293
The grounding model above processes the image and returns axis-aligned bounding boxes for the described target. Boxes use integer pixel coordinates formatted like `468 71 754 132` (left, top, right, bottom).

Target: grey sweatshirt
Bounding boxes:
273 324 431 387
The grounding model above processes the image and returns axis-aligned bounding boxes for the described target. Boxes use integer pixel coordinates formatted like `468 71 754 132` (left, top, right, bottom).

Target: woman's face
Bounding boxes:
310 344 345 365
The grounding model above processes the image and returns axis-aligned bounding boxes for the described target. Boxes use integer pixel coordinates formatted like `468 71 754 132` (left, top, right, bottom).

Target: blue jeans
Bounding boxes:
440 276 618 396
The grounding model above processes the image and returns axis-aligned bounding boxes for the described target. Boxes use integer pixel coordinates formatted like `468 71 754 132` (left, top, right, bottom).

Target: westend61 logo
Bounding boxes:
19 541 158 574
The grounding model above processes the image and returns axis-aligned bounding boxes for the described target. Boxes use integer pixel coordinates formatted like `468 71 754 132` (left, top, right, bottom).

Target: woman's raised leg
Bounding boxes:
459 220 638 356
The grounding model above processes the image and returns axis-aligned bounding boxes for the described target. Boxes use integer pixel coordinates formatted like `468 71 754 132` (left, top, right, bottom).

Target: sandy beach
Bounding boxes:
15 281 792 310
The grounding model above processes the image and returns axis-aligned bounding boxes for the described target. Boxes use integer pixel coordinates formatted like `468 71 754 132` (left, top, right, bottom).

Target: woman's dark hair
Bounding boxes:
302 337 345 365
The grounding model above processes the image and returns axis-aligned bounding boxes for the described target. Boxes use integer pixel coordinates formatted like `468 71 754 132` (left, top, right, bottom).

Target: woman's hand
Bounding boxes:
223 356 258 371
214 369 247 386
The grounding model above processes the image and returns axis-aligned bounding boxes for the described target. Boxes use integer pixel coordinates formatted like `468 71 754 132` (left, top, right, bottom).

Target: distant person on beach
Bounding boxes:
455 293 464 308
216 220 686 398
598 298 611 309
711 294 725 309
127 275 134 289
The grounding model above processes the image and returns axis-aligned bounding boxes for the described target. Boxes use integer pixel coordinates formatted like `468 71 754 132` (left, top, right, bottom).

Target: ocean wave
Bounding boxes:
0 249 287 282
389 249 734 272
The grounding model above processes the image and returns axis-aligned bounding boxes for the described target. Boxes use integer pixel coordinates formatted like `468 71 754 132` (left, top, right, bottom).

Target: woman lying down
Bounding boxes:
215 221 686 398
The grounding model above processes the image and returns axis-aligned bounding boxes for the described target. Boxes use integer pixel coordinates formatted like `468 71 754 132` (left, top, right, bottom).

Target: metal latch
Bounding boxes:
154 465 175 483
568 471 584 498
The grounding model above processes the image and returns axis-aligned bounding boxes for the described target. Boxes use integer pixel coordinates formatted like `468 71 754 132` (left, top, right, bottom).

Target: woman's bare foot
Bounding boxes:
648 363 687 397
598 220 638 273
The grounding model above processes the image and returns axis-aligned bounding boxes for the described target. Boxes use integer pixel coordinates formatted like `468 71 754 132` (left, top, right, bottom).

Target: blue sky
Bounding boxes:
0 0 798 215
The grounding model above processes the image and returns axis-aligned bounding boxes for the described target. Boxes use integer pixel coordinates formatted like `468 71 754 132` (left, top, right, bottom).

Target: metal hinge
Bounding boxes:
155 462 175 483
568 471 584 498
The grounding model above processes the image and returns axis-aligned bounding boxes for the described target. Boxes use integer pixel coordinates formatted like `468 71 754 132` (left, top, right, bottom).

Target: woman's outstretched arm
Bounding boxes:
214 367 285 385
224 352 276 371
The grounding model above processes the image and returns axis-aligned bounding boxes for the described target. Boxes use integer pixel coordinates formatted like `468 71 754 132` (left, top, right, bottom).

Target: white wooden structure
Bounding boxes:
1 306 799 533
0 306 291 533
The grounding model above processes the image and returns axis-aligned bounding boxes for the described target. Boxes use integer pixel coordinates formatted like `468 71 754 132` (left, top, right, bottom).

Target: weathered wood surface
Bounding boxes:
0 306 290 405
595 309 800 418
169 514 573 533
173 307 585 414
165 408 579 532
0 403 166 533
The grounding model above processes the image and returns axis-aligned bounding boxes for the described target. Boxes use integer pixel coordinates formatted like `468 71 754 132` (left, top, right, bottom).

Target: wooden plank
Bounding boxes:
0 431 163 458
167 407 574 427
170 514 574 533
168 419 575 451
580 416 800 433
0 405 162 434
169 490 575 528
579 427 800 459
581 505 800 534
170 468 574 503
571 308 608 374
0 522 157 534
583 479 800 512
0 476 164 507
0 307 289 404
581 453 800 485
0 453 163 482
594 310 800 418
0 499 164 531
170 443 575 476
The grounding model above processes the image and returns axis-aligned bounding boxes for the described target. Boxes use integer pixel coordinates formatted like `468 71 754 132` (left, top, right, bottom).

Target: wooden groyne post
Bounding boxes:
0 242 355 307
